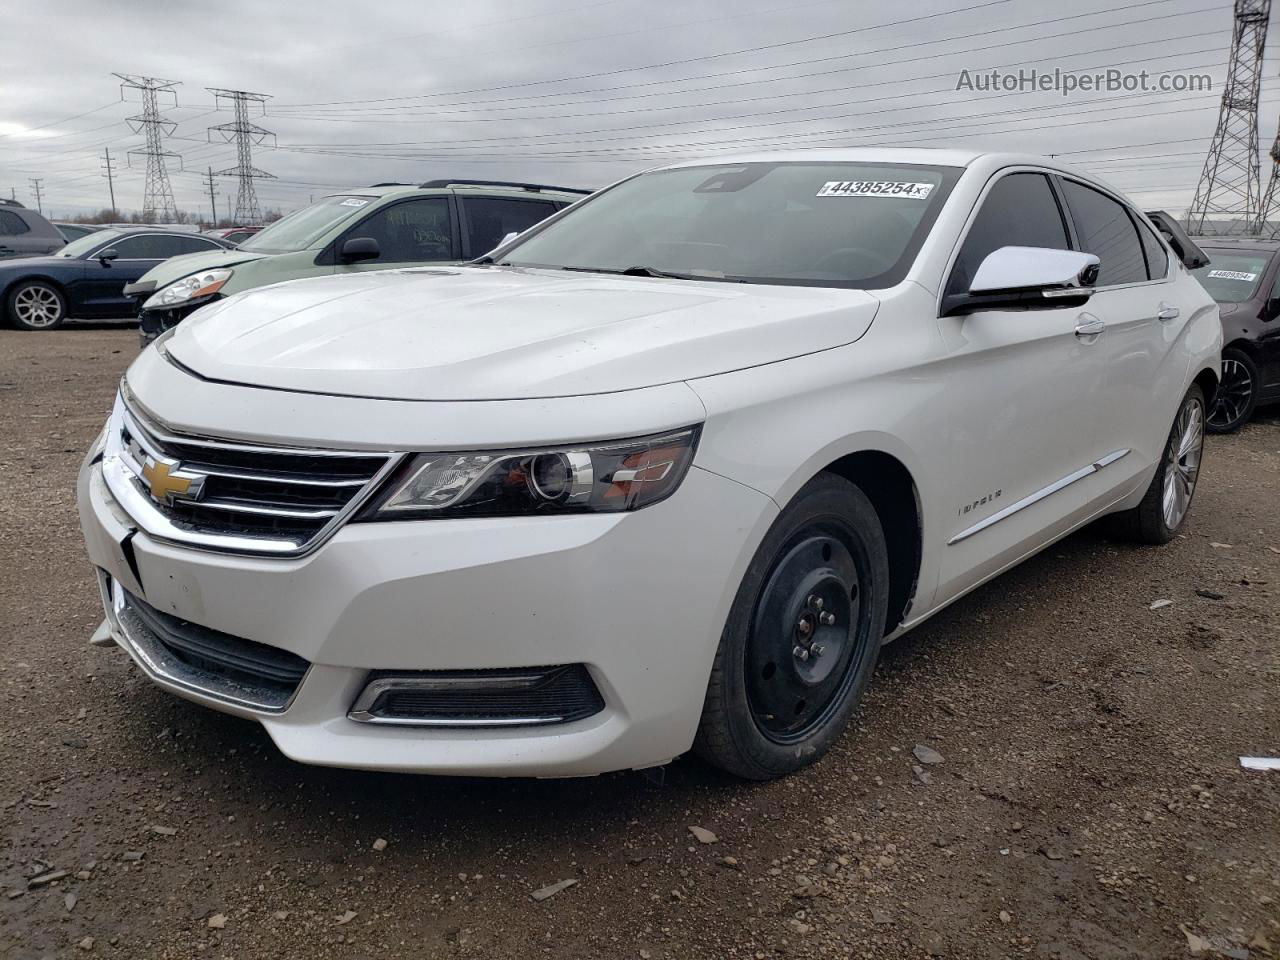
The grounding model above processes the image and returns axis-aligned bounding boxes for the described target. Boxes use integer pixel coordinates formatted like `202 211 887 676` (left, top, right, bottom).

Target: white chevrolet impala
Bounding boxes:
78 149 1220 780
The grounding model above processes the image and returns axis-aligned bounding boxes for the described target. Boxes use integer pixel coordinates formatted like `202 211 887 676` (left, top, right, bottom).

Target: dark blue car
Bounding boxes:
0 228 233 330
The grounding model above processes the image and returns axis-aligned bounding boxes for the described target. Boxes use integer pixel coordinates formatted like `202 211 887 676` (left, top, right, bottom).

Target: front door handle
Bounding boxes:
1157 302 1180 321
1075 313 1106 339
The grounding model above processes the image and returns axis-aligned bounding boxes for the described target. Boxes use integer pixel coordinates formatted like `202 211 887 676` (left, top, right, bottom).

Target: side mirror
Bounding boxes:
1266 297 1280 322
339 236 380 264
944 246 1100 316
97 247 119 264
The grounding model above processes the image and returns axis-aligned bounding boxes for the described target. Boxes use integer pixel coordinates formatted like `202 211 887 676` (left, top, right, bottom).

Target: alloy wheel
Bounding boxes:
1208 357 1254 430
1161 395 1203 531
745 525 867 744
13 285 63 328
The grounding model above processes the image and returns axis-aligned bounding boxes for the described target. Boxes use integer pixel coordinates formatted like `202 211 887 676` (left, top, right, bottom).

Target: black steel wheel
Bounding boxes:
746 529 863 743
695 473 889 780
1207 348 1258 433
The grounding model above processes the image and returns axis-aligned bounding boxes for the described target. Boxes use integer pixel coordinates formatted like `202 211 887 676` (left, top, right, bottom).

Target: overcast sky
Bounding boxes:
0 0 1262 220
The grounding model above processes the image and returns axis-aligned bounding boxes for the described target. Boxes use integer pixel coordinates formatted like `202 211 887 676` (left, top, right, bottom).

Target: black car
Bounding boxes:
0 228 233 330
1191 237 1280 431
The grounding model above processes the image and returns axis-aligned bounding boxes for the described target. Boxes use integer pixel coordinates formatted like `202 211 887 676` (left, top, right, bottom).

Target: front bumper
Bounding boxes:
78 449 775 776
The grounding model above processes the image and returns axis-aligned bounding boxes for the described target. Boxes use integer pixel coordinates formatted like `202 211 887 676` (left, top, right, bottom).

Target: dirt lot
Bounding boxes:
1 326 1277 960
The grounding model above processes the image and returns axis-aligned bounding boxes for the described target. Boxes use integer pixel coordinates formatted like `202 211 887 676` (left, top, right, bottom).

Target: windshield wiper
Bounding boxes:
555 264 700 280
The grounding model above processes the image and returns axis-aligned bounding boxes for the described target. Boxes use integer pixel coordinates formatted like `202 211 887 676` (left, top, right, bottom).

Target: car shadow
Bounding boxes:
103 518 1126 846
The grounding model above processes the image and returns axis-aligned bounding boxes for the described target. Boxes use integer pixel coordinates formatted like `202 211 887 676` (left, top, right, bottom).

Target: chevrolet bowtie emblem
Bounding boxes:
141 456 205 504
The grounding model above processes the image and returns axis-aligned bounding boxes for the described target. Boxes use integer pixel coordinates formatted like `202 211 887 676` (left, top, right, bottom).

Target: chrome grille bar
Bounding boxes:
102 392 402 557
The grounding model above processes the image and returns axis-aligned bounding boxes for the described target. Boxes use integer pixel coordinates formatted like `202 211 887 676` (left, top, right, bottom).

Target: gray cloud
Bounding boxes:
0 0 1253 219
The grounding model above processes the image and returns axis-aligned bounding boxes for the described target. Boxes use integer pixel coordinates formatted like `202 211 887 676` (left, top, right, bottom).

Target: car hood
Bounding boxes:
0 254 76 272
165 266 881 401
139 248 270 287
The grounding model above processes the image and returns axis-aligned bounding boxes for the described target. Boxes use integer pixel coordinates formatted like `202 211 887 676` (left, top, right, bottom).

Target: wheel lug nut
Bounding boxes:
811 643 826 657
820 611 835 626
812 597 824 611
797 619 813 636
792 645 810 662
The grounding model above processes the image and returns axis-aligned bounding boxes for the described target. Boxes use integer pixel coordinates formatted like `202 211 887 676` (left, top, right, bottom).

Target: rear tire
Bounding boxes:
694 473 889 780
1207 348 1258 433
1110 384 1205 545
6 279 67 330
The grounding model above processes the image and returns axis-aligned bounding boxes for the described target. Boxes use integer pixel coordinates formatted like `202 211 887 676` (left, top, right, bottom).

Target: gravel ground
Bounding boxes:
1 327 1277 960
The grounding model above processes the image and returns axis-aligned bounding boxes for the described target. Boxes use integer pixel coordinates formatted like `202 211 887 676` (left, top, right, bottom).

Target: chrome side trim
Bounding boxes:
948 449 1130 545
349 674 566 727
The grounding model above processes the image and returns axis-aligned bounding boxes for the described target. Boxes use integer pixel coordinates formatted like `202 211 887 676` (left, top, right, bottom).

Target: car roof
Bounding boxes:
658 147 991 169
323 180 590 202
651 147 1116 193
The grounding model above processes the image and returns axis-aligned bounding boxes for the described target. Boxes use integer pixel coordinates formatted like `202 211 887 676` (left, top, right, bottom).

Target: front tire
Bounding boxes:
1207 348 1258 433
694 473 889 780
1111 384 1205 545
6 280 67 330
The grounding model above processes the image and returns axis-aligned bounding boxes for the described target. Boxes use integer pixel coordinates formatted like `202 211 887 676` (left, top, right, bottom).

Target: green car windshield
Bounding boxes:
1191 253 1271 303
237 195 378 254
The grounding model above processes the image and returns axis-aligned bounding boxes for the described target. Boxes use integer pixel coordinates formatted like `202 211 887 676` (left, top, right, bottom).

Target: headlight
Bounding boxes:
362 427 701 520
143 268 233 310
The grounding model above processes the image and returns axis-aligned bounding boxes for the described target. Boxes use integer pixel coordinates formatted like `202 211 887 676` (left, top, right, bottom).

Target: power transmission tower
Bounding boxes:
206 167 219 227
29 178 43 214
1186 0 1271 236
115 74 182 222
101 147 117 214
207 88 275 225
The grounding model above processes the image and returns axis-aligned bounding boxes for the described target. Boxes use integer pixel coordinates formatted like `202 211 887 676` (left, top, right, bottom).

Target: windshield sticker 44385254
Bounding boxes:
817 181 935 199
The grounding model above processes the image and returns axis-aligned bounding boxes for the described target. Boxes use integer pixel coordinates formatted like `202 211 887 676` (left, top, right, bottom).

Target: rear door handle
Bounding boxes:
1157 302 1180 321
1075 313 1106 338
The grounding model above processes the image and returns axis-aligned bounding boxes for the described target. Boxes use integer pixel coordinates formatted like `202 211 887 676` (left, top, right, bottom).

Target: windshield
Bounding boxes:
1192 253 1271 303
237 195 378 253
499 162 962 288
59 228 123 258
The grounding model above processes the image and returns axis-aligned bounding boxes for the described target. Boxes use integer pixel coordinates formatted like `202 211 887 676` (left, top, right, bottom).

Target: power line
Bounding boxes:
207 88 275 225
115 73 182 221
0 101 120 141
271 61 1247 165
273 0 1024 109
275 1 1217 125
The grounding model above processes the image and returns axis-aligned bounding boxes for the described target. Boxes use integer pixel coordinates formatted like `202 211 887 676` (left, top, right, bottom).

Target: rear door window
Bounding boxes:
1135 219 1169 280
110 234 201 260
168 235 224 255
1060 181 1147 286
0 210 30 236
461 197 559 258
